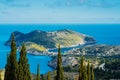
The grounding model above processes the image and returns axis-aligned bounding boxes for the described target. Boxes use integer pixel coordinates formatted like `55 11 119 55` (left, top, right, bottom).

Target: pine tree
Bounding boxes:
36 64 40 80
18 43 31 80
91 65 94 80
47 71 51 80
4 33 18 80
56 44 64 80
87 61 91 80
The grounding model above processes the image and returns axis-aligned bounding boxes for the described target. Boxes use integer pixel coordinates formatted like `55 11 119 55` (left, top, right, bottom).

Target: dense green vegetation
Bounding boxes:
4 33 31 80
4 33 18 80
87 61 91 80
18 43 31 80
36 64 40 80
0 73 2 80
55 44 64 80
94 58 120 80
105 59 120 70
91 65 94 80
94 68 120 80
62 54 120 80
79 57 94 80
47 71 51 80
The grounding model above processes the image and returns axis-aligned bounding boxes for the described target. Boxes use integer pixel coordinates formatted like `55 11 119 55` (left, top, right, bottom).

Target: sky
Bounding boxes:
0 0 120 24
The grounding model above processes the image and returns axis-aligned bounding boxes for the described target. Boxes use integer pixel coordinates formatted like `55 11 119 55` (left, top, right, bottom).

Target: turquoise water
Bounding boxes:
0 24 120 74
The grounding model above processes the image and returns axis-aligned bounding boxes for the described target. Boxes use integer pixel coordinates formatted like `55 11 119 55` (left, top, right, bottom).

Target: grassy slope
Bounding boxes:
25 42 47 52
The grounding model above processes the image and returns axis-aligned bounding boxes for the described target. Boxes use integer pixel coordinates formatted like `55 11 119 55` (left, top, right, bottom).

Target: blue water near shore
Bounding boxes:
0 24 120 74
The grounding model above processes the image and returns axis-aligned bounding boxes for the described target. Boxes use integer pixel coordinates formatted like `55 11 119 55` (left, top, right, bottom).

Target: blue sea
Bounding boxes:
0 24 120 74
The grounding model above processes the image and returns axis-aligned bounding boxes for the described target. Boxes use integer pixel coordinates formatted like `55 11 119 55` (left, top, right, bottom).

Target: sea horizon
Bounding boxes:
0 24 120 74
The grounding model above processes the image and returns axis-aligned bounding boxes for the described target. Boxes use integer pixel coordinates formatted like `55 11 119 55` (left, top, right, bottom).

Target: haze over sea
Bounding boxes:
0 24 120 74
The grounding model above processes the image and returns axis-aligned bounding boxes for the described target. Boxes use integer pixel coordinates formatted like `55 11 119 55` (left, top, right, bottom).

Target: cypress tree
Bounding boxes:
84 66 88 80
91 65 94 80
47 71 51 80
41 74 45 80
4 54 10 80
56 44 64 80
79 56 84 80
4 33 18 80
0 72 2 80
53 71 56 80
66 77 69 80
36 64 40 80
87 61 91 80
79 57 95 80
18 43 31 80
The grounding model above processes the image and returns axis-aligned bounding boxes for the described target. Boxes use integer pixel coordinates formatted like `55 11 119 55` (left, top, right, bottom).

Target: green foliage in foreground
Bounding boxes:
47 71 51 80
36 64 40 80
79 56 94 80
91 65 94 80
4 33 18 80
0 73 2 80
18 44 31 80
87 61 91 80
4 34 31 80
56 44 64 80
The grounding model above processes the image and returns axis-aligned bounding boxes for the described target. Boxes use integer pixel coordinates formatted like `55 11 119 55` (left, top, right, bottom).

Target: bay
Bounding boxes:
0 24 120 74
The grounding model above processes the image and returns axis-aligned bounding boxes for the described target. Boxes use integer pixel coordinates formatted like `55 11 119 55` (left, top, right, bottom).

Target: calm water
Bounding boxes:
0 24 120 74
